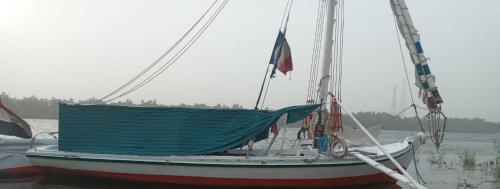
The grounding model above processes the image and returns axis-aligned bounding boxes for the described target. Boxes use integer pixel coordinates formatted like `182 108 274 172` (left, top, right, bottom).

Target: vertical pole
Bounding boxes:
318 0 337 110
254 65 270 109
281 124 287 150
391 85 397 114
265 114 288 155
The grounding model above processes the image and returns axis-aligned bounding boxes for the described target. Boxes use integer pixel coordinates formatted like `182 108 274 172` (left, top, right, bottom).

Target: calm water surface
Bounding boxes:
1 119 499 189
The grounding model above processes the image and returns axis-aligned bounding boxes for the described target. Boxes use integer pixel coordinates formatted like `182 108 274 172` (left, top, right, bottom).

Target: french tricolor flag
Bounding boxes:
269 31 293 77
0 99 32 138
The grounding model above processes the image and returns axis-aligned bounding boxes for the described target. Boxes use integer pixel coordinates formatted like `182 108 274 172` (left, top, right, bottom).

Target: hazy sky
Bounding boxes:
1 0 499 122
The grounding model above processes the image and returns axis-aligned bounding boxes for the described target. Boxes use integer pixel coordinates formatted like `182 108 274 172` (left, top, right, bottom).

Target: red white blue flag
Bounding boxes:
0 99 32 138
269 31 293 77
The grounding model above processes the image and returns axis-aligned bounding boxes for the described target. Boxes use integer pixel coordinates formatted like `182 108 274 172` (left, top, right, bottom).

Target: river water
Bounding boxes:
1 119 500 189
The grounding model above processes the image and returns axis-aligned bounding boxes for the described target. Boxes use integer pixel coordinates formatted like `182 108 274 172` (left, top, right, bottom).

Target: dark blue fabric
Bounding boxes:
0 120 30 139
316 136 329 153
59 104 320 156
269 31 285 78
415 41 424 54
269 31 285 65
415 64 424 76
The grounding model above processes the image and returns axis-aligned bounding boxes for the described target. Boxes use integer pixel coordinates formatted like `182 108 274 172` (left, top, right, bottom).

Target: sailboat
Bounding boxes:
26 0 446 188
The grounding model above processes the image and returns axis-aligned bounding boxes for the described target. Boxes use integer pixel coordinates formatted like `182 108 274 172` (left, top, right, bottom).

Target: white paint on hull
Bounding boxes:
27 135 424 180
29 149 413 180
0 138 56 171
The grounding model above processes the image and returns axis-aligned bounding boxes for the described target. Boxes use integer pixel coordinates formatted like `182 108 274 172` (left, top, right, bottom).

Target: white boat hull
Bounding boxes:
26 134 425 187
0 151 39 177
0 138 56 177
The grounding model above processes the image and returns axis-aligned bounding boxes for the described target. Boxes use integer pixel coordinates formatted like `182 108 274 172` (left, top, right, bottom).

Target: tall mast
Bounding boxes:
318 0 337 109
390 0 443 111
390 0 446 150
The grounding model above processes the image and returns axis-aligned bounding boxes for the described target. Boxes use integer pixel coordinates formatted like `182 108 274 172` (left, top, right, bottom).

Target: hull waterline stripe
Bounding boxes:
26 146 411 168
35 165 404 187
0 166 41 178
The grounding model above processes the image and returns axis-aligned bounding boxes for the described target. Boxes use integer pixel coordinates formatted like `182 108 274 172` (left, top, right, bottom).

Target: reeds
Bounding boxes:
462 149 477 169
495 153 500 180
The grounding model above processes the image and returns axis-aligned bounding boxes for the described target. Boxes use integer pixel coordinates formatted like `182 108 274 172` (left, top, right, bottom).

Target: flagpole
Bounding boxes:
254 65 271 109
254 1 293 109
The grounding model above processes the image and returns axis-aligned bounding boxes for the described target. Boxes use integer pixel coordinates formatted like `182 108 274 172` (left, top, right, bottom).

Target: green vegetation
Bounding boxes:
1 92 500 133
428 150 447 168
496 154 500 180
462 149 477 169
342 111 500 133
0 92 243 119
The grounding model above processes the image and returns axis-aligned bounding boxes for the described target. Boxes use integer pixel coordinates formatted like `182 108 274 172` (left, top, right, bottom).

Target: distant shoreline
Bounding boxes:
24 118 500 134
2 93 499 134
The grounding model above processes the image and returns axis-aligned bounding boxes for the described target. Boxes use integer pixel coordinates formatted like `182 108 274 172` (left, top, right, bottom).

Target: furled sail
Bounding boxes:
59 103 320 156
0 99 32 139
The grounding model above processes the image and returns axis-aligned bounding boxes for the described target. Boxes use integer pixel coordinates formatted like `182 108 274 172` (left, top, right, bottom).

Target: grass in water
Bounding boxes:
428 150 448 168
495 154 500 180
462 149 476 169
429 152 443 164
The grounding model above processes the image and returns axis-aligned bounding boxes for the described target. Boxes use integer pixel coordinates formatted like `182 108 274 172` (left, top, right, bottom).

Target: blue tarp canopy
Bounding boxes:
59 103 320 156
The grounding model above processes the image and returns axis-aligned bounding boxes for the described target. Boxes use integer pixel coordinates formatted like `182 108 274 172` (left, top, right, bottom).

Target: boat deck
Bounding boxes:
27 138 412 166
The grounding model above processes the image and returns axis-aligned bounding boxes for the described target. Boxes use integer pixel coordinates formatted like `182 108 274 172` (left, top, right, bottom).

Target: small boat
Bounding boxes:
25 0 447 188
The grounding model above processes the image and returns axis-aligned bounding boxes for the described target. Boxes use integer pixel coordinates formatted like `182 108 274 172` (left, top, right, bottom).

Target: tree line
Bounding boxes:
341 111 500 133
1 92 499 133
0 92 243 119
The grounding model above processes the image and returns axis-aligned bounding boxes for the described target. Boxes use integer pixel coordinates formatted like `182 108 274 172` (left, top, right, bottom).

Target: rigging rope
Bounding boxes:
331 0 339 96
338 0 345 101
302 0 327 138
390 0 447 150
99 0 219 102
255 65 271 109
306 0 326 103
103 0 230 103
254 0 294 109
312 1 326 102
331 0 344 98
410 142 427 184
391 9 426 133
259 71 272 110
326 0 344 134
280 0 293 32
